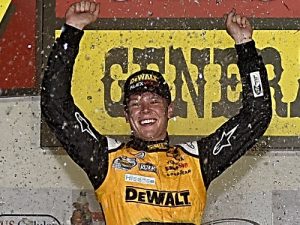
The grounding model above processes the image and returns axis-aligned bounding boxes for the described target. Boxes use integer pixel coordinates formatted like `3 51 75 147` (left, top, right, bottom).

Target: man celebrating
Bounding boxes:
41 1 272 224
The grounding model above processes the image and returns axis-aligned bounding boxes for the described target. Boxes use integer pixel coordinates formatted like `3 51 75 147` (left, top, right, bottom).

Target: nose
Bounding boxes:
140 101 150 113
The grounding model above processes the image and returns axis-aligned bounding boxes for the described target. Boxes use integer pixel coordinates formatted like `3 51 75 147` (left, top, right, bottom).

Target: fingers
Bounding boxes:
90 1 96 12
72 1 99 14
225 8 249 28
235 14 241 24
241 16 248 28
80 1 85 12
224 8 236 26
94 3 100 17
84 1 91 12
75 2 81 12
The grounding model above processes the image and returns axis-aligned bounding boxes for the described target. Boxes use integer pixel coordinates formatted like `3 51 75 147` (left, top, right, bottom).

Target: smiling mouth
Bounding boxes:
140 119 157 125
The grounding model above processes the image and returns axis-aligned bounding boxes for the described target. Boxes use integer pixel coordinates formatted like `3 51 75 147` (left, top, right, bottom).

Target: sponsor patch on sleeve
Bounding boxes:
250 71 264 98
178 141 199 156
107 137 122 150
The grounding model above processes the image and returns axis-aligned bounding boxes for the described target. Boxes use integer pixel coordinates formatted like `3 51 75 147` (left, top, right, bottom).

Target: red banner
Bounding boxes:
56 0 300 18
0 0 36 89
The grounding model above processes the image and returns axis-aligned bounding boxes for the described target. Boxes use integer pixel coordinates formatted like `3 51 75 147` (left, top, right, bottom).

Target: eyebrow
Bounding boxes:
128 93 163 101
128 96 140 101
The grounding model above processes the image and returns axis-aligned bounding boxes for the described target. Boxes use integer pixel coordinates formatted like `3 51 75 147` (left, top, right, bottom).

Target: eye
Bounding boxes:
128 101 140 108
150 98 161 104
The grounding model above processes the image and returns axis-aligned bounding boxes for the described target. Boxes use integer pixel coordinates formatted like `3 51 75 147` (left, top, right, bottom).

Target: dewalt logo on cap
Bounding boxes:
129 73 159 85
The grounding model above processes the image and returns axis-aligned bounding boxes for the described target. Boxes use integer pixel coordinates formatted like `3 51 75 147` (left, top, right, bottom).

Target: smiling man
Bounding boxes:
123 70 173 141
41 1 272 224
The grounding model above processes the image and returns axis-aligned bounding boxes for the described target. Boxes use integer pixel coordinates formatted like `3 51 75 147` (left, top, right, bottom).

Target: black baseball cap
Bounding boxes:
123 69 171 106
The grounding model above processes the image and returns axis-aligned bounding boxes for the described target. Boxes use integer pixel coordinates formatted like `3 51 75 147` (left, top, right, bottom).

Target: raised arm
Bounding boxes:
41 1 108 189
198 10 272 188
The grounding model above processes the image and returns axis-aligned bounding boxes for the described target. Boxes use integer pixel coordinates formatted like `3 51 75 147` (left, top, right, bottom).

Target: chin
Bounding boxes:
140 136 155 141
142 134 163 141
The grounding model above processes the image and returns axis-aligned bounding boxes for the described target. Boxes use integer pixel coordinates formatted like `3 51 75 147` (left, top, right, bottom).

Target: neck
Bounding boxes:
128 135 169 152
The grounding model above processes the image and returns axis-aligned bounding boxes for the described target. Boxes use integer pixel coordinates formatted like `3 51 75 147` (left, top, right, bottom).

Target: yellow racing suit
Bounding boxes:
41 24 272 225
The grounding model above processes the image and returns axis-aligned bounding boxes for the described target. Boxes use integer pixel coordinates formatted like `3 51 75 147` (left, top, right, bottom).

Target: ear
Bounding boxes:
167 102 175 119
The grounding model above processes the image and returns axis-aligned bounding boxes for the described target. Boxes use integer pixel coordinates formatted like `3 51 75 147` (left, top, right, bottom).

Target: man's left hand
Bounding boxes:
225 9 253 44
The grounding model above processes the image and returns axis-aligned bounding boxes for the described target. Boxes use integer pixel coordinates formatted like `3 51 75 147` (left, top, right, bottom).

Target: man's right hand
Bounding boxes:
65 1 100 30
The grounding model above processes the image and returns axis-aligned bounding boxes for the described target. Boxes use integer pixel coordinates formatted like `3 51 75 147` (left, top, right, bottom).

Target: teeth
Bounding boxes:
141 119 155 125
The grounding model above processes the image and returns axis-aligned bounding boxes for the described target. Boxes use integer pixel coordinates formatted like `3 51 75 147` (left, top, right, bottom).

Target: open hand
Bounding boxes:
225 9 253 44
66 1 100 30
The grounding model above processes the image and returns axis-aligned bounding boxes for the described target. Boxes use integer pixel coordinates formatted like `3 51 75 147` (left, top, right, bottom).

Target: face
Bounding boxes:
125 92 174 141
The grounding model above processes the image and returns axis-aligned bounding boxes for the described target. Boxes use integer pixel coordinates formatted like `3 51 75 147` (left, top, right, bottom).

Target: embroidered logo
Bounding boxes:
213 125 239 155
139 163 157 173
112 156 137 171
74 112 98 141
125 174 155 185
125 186 191 207
166 147 183 161
178 141 199 156
148 142 168 151
165 159 191 177
134 151 146 159
250 71 264 98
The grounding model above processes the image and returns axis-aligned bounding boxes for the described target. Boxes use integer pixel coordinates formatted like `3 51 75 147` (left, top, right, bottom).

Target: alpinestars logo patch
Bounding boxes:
75 112 98 141
213 125 239 155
